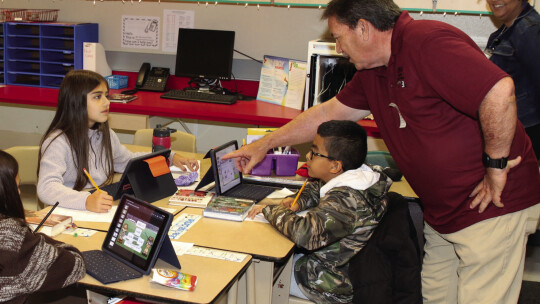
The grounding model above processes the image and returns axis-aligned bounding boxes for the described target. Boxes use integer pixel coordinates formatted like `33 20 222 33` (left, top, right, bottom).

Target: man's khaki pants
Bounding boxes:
422 203 540 304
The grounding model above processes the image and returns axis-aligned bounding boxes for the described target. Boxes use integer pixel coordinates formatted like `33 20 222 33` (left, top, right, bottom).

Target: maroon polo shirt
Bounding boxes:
337 12 540 233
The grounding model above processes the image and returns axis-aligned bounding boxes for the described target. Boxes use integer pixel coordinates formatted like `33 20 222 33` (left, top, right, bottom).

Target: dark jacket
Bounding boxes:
486 2 540 128
347 192 422 304
263 165 392 303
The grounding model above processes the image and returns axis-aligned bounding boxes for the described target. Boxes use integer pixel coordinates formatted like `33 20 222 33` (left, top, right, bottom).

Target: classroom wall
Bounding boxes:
0 0 508 153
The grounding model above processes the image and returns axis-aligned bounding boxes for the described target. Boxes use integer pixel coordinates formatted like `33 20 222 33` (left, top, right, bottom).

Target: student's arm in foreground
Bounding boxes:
263 191 358 251
222 97 370 174
248 182 320 218
470 77 522 213
0 218 85 301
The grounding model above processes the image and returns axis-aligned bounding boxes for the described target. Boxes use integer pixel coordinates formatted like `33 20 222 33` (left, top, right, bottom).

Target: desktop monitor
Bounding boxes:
174 28 235 81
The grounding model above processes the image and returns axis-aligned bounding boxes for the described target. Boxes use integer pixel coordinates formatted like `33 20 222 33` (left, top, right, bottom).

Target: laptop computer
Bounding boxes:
82 194 180 284
197 140 289 202
95 149 177 202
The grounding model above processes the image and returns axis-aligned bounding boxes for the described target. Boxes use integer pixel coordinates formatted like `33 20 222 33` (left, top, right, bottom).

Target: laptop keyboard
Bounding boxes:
82 250 142 284
225 184 277 202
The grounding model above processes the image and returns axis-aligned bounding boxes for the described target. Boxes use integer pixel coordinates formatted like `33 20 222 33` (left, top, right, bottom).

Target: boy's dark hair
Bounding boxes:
317 120 367 171
322 0 401 31
0 150 25 221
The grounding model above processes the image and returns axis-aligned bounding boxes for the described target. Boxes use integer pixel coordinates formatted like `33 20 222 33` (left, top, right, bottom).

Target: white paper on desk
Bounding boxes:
245 213 269 223
266 188 295 199
62 227 97 237
186 246 248 262
168 213 201 240
53 206 117 223
171 241 194 256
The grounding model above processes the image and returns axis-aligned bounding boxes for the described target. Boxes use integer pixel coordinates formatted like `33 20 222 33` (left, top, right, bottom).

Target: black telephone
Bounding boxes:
135 62 170 92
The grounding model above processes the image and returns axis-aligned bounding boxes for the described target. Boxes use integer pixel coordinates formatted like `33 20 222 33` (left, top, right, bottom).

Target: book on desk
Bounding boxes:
25 210 73 237
203 196 255 222
168 190 214 208
108 94 138 103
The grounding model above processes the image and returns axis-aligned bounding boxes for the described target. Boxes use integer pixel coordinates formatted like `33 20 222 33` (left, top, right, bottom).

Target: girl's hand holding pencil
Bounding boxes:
83 168 113 213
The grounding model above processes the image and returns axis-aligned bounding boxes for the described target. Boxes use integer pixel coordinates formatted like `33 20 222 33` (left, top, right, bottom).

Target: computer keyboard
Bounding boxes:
82 250 142 284
225 184 277 202
160 90 237 105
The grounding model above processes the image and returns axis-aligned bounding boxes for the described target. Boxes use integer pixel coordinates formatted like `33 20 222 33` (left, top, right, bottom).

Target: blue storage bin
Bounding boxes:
105 75 128 89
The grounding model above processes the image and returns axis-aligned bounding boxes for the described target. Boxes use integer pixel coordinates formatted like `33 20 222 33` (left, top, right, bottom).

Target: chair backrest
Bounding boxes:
347 191 422 304
133 129 197 153
5 146 40 185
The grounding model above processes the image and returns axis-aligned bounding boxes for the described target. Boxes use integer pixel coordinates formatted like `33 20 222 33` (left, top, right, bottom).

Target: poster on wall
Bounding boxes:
162 10 194 53
256 55 307 110
121 15 160 50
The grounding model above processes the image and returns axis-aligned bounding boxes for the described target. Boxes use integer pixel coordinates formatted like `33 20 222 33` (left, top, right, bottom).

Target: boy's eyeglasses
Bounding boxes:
307 149 335 161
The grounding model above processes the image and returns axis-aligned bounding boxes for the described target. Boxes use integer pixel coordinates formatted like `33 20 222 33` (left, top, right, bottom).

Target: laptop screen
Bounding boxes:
102 195 173 274
213 141 242 194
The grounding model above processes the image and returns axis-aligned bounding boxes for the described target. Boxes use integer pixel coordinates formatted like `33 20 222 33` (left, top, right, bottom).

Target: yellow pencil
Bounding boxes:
83 168 102 193
243 138 246 146
291 179 308 209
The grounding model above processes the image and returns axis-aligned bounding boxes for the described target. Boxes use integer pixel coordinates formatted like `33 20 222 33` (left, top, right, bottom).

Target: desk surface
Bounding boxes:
176 207 295 262
72 144 416 230
57 232 251 304
0 85 301 127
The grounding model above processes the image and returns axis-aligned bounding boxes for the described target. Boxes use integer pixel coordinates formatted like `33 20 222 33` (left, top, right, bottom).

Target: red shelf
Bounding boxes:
0 73 379 133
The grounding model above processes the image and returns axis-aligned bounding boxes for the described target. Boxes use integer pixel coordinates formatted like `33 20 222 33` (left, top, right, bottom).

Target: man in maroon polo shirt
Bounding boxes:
224 0 540 302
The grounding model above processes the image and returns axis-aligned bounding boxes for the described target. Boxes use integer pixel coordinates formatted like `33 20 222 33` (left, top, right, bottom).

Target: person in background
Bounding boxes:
225 0 540 302
486 0 540 163
38 70 199 213
248 120 392 303
0 150 85 304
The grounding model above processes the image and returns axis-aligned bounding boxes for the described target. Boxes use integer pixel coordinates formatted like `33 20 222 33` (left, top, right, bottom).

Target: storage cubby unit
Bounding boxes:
0 23 5 84
4 22 97 88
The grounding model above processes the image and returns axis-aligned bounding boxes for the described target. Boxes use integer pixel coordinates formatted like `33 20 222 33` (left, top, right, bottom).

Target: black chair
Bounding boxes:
348 192 423 304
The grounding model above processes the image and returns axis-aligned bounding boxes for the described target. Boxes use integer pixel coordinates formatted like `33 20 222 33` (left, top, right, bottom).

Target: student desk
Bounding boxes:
64 144 417 231
55 144 417 304
171 207 295 304
55 232 251 304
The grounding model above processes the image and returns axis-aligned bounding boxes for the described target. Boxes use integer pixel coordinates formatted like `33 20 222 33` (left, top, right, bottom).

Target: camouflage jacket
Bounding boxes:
263 165 391 303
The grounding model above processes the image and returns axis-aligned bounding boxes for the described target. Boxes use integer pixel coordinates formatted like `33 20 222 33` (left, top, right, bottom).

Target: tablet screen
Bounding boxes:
102 195 172 274
213 141 242 194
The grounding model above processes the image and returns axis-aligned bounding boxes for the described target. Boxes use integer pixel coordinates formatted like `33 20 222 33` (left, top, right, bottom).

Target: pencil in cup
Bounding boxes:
290 179 308 209
83 168 102 193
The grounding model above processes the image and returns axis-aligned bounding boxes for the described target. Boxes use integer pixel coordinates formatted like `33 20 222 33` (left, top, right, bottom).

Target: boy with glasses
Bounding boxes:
248 120 392 303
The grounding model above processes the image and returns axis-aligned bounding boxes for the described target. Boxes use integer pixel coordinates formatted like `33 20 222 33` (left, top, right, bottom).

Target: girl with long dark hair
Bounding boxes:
0 150 85 303
38 70 198 212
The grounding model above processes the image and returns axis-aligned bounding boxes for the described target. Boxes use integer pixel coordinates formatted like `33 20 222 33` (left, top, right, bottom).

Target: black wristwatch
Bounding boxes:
482 152 508 169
